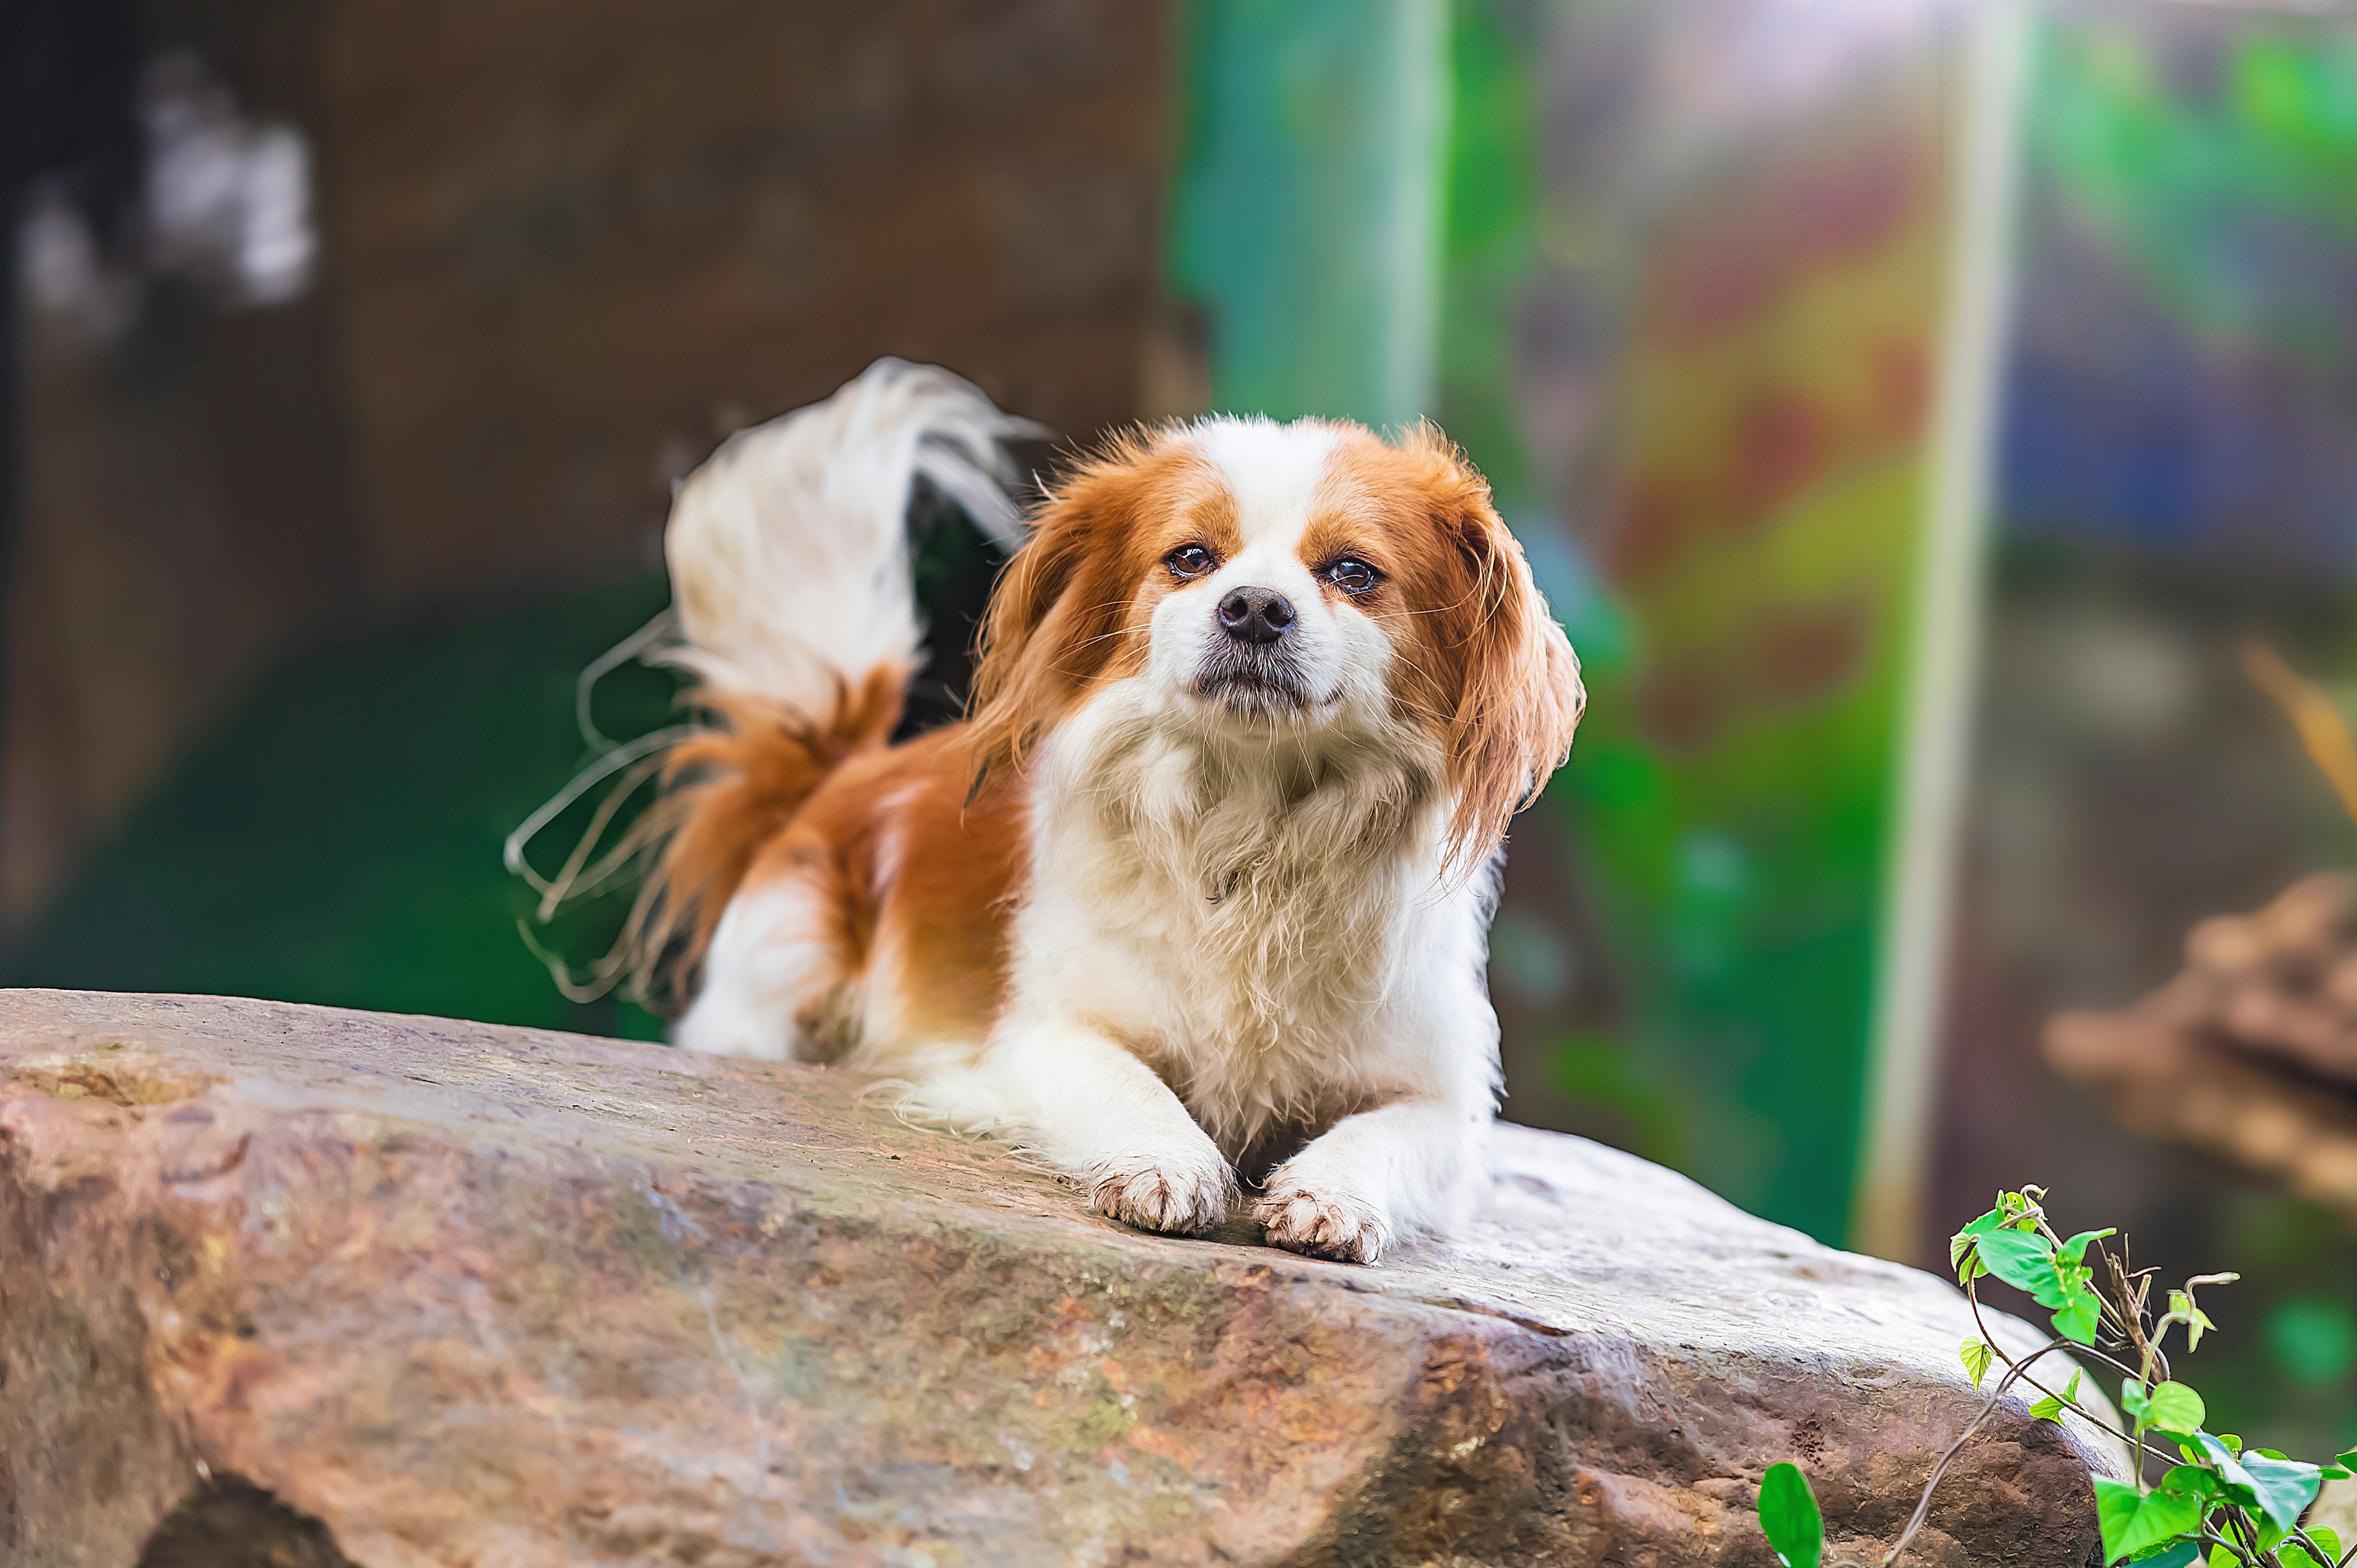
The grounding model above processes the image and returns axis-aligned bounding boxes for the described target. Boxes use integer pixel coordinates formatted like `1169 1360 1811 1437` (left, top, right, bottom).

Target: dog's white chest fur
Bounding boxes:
1007 685 1488 1149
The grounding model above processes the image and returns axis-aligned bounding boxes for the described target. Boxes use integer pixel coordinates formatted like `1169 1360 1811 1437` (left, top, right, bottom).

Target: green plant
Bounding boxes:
1754 1187 2357 1567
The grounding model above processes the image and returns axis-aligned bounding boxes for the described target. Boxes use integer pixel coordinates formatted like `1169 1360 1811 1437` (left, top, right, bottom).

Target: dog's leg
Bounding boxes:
970 1016 1236 1235
1254 1089 1488 1265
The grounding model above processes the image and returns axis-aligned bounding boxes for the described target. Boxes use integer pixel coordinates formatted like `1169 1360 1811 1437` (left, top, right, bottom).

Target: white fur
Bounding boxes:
674 879 834 1063
930 677 1501 1260
663 357 1039 711
678 400 1514 1265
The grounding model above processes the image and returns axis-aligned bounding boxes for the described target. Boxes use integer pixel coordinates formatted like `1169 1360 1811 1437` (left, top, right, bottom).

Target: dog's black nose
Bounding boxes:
1217 587 1295 645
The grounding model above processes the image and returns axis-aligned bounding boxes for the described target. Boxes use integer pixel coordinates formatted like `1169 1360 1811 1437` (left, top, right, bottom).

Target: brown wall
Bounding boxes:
6 0 1172 924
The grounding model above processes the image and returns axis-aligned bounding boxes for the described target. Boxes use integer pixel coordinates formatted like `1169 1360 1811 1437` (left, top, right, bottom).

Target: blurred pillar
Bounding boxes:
1852 0 2030 1264
1167 0 1451 428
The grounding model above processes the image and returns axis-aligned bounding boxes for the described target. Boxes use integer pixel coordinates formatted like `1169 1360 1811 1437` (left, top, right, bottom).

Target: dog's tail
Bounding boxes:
633 359 1038 996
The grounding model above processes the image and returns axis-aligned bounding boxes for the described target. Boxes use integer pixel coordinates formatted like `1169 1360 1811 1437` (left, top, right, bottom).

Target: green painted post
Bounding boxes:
1168 0 1453 428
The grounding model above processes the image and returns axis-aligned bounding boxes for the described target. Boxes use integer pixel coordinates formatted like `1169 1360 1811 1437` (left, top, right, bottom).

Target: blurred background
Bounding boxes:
4 0 2354 1456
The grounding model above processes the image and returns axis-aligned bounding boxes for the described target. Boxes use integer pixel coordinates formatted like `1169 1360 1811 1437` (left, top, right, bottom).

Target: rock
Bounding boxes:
1 991 2116 1567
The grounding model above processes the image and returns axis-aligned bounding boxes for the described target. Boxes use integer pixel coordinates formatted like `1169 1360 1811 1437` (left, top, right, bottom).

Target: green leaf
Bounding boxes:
2054 1289 2103 1346
1978 1228 2067 1305
2131 1545 2203 1568
1960 1338 1995 1391
2169 1289 2220 1352
1758 1462 1824 1568
2030 1369 2084 1423
1951 1207 2007 1264
1953 1208 2019 1283
2308 1526 2342 1563
2094 1478 2203 1564
2060 1228 2116 1262
2156 1465 2224 1503
2183 1432 2261 1512
2143 1383 2205 1435
2336 1449 2356 1471
2122 1380 2151 1422
2283 1545 2329 1568
2239 1452 2323 1533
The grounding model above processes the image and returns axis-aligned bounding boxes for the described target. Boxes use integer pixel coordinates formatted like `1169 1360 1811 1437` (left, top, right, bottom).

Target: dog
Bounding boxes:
643 359 1584 1263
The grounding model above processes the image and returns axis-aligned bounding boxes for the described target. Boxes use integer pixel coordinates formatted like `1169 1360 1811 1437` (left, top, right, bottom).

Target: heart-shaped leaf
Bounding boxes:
1758 1462 1823 1568
1977 1228 2067 1307
2143 1383 2205 1435
2053 1289 2102 1346
2240 1452 2323 1534
2183 1432 2261 1511
2156 1465 2224 1503
2030 1369 2084 1423
2094 1478 2203 1564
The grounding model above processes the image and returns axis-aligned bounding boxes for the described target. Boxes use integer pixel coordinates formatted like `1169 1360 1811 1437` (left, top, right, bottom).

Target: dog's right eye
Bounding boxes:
1166 545 1217 579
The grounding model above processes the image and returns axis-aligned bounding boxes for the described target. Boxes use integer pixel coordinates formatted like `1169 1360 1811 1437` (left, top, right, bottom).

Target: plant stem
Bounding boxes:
2292 1527 2340 1568
1962 1286 2173 1468
1884 1340 2075 1566
2202 1527 2257 1566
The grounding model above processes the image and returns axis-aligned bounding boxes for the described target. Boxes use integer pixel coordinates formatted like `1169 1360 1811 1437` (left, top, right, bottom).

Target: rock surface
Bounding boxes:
1 991 2116 1567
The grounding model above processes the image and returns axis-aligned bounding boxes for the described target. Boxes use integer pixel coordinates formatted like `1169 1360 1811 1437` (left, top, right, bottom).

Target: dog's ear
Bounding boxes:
966 432 1159 789
1405 425 1585 869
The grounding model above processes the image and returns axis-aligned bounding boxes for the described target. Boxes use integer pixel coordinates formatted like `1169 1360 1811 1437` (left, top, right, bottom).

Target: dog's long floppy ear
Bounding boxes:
965 431 1160 789
1406 425 1587 870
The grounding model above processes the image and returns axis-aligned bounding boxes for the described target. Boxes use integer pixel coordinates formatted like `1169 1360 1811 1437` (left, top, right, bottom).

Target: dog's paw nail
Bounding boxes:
1253 1185 1392 1264
1093 1159 1233 1235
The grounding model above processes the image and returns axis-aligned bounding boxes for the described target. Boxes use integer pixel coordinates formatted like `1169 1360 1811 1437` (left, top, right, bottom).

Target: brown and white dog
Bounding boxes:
646 359 1584 1262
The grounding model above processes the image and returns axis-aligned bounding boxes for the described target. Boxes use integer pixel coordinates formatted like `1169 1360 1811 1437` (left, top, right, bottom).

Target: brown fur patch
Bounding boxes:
965 431 1236 786
738 727 1028 1049
630 666 904 1002
1313 423 1587 867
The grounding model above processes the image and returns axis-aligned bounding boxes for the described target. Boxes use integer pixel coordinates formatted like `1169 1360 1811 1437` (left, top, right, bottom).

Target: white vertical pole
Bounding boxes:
1852 0 2030 1263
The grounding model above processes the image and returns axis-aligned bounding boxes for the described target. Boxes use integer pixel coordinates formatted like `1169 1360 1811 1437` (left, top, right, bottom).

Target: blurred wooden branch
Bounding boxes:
2048 872 2357 1224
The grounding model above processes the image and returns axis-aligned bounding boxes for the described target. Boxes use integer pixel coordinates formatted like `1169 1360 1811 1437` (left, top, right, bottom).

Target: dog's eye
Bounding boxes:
1324 558 1379 594
1166 544 1217 579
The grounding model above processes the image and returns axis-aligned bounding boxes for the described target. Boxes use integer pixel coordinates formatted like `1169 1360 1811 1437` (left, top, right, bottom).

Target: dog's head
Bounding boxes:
968 416 1585 864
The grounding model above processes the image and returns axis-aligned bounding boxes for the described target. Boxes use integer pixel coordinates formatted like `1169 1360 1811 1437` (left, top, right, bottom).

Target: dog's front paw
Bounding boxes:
1091 1153 1236 1236
1254 1182 1395 1264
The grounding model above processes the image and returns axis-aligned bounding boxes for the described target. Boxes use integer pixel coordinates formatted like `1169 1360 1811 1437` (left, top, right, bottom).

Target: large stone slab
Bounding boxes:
0 991 2113 1566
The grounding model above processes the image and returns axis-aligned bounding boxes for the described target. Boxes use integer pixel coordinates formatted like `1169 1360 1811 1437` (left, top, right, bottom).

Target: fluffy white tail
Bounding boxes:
664 357 1041 713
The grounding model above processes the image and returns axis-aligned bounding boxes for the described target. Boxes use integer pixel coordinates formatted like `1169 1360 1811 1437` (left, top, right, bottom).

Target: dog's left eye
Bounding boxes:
1323 558 1379 594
